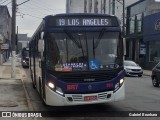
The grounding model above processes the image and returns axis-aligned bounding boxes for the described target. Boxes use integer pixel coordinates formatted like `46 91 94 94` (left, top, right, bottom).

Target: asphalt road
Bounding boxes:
21 67 160 120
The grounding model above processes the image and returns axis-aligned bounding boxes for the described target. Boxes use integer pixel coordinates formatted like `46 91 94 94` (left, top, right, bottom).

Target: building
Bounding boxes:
66 0 139 14
17 34 30 54
0 6 11 64
126 0 160 69
66 0 139 36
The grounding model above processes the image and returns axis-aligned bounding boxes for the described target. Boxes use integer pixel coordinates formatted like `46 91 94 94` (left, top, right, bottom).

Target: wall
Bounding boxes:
0 6 11 64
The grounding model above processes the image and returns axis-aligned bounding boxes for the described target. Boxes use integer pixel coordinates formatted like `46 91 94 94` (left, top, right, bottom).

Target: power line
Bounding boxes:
16 0 65 20
17 0 30 6
0 0 8 5
26 0 65 13
18 10 50 17
17 11 42 19
17 4 59 17
18 6 65 11
17 7 49 18
5 1 11 5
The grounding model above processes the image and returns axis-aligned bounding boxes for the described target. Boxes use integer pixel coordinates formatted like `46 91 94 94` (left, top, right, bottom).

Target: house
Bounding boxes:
0 5 11 64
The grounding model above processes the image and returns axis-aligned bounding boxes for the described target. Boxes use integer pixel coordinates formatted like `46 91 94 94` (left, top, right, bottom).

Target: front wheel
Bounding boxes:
152 77 159 87
39 79 47 106
30 70 36 89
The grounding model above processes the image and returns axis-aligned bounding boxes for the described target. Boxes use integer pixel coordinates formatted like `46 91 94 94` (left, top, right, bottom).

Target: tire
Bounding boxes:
39 79 47 106
138 75 142 77
152 77 159 87
30 70 36 89
32 76 36 89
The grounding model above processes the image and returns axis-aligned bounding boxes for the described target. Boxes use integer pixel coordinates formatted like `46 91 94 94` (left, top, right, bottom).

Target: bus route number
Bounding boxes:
59 19 65 26
59 19 79 26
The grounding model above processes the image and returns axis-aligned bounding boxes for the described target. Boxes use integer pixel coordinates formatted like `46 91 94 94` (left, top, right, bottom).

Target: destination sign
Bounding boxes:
57 18 111 26
47 16 118 27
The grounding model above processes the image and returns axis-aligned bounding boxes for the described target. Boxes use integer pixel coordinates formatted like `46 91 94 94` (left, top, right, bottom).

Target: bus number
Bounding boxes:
59 19 65 26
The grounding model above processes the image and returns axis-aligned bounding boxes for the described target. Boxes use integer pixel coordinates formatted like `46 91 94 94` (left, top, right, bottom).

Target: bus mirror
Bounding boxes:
41 32 44 39
123 38 126 56
38 39 44 52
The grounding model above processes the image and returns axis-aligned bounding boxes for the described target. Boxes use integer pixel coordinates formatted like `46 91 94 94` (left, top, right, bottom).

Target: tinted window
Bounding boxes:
124 61 137 66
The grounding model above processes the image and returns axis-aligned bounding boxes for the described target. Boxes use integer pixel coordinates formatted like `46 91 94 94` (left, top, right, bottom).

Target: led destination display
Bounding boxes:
47 16 119 27
57 18 111 26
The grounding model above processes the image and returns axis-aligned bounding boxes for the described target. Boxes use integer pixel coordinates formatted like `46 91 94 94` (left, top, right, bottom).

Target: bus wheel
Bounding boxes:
152 77 159 87
31 71 36 89
39 79 47 106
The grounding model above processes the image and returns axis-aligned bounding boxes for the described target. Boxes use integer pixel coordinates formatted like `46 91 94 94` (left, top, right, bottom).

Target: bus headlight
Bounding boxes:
23 60 26 63
120 78 124 86
48 82 55 89
47 82 64 96
114 78 124 93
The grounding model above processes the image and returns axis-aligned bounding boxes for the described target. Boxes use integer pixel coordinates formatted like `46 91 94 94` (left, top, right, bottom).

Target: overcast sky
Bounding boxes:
5 0 66 37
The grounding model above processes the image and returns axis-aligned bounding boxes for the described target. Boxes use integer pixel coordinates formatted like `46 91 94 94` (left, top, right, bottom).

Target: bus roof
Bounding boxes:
31 13 121 39
44 13 120 29
44 13 117 19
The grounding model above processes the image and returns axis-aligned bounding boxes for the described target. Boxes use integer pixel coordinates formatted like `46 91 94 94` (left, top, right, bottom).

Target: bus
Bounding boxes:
21 47 29 67
29 13 125 106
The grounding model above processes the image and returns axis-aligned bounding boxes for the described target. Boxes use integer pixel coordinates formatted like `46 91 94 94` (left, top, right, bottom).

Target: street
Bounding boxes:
20 67 160 120
1 0 160 120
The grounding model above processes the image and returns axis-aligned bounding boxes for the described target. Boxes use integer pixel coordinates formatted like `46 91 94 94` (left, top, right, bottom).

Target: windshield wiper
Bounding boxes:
64 30 81 48
84 32 89 63
79 35 85 61
94 28 106 49
93 37 95 59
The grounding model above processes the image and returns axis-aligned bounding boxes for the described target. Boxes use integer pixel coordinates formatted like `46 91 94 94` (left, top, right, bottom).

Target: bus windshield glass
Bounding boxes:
46 31 120 72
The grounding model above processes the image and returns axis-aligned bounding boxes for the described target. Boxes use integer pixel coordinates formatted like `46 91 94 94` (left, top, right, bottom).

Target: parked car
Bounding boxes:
21 47 29 68
124 60 143 77
151 62 160 87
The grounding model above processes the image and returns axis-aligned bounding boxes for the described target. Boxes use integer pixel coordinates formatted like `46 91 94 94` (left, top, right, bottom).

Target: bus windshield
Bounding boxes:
46 31 120 72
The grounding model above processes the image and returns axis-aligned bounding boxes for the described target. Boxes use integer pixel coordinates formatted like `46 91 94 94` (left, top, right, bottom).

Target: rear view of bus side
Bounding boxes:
29 13 125 106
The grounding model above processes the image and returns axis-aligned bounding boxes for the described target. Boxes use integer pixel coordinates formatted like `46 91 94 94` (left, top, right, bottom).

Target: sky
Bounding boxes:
3 0 66 37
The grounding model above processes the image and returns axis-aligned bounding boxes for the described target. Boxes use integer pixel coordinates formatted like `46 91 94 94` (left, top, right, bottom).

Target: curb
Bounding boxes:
143 74 151 76
20 68 38 120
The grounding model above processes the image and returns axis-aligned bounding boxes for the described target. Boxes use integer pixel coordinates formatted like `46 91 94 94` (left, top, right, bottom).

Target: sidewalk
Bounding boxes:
0 59 21 79
0 59 30 112
143 70 152 76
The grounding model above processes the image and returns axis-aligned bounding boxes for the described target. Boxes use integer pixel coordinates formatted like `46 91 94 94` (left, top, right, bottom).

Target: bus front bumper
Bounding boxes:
45 83 125 106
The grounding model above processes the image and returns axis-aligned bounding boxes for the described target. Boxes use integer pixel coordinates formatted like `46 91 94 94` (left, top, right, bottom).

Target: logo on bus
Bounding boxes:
88 85 92 90
89 60 100 70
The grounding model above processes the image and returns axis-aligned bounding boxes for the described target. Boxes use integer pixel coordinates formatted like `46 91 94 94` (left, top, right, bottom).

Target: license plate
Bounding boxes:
84 95 97 101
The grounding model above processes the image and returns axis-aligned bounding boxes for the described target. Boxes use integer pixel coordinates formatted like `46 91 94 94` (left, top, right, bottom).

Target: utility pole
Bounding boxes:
109 0 111 15
16 26 18 54
11 0 30 78
122 0 125 37
112 0 115 15
11 0 16 78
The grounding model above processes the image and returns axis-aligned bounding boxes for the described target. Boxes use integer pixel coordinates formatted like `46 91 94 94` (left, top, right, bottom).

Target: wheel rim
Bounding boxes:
152 78 157 85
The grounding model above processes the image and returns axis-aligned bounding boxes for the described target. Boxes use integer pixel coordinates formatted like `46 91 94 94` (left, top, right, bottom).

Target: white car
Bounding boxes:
124 60 143 77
